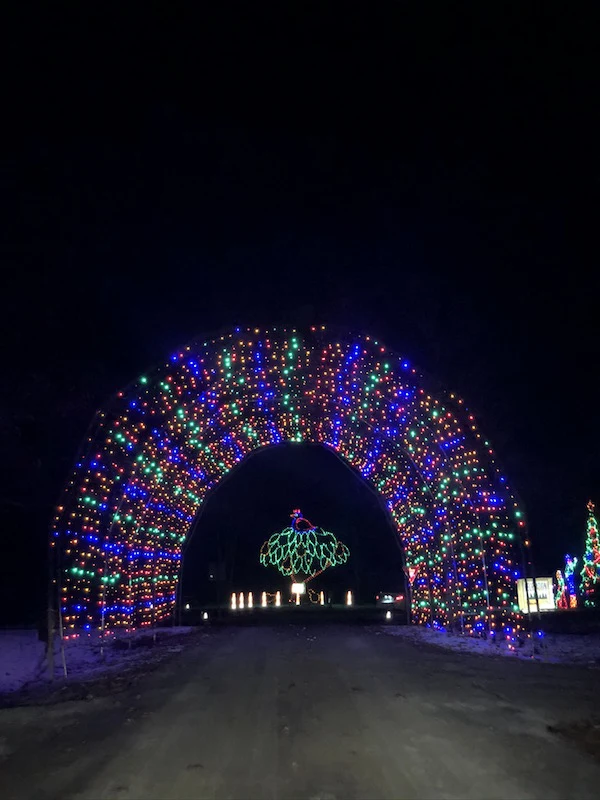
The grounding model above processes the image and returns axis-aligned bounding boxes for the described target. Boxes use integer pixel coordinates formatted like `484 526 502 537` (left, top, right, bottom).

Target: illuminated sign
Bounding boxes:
516 578 555 613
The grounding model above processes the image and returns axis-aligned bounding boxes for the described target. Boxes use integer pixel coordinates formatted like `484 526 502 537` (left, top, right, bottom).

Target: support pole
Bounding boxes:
47 517 60 681
100 563 106 659
403 568 411 625
47 605 55 681
445 520 463 633
479 531 492 635
57 602 67 678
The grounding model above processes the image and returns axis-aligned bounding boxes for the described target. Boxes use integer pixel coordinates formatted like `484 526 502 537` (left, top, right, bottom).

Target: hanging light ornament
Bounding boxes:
260 509 349 582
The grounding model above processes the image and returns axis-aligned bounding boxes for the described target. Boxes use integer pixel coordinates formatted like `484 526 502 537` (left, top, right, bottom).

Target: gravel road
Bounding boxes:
2 624 600 799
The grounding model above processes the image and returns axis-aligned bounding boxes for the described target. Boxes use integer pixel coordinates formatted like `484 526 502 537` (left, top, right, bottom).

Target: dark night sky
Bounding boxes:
2 5 599 622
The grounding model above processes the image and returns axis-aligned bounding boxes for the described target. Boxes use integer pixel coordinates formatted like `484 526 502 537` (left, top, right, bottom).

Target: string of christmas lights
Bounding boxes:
580 500 600 607
260 509 350 581
563 554 579 609
51 325 527 639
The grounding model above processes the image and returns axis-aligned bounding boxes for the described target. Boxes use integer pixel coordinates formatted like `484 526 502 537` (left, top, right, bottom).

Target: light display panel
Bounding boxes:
51 325 527 639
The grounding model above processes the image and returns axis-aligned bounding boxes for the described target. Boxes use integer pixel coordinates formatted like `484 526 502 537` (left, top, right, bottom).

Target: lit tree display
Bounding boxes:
580 500 600 607
51 325 527 638
260 509 349 581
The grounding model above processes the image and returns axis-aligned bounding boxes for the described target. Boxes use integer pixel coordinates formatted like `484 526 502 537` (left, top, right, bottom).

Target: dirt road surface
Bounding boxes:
2 624 600 799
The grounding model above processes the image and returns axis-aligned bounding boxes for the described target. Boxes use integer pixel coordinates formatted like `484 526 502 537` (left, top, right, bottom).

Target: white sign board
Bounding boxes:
291 582 306 595
517 577 555 613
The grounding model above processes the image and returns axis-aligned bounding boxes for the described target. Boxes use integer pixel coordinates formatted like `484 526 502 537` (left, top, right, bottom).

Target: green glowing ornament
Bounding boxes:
260 509 350 582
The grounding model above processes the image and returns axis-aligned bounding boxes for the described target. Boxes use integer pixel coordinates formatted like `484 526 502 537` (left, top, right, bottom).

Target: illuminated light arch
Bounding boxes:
52 325 528 638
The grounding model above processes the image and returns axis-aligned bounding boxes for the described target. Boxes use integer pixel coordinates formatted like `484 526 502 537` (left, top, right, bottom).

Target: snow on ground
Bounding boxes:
4 621 600 702
380 623 600 665
0 630 44 693
0 626 197 696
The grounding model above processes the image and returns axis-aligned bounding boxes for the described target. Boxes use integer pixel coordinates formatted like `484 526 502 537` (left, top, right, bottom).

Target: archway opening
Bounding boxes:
180 442 406 611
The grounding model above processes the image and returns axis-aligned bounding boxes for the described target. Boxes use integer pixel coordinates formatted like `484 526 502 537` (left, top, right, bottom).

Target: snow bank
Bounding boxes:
0 630 46 693
380 624 600 665
0 626 197 697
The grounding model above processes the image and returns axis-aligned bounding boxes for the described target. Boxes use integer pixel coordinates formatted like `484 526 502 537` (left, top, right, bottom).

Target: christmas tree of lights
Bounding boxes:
51 325 527 639
260 509 349 582
580 500 600 607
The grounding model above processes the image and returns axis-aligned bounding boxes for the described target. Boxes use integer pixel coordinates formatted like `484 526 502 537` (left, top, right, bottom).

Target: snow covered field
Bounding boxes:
0 626 197 697
381 623 600 665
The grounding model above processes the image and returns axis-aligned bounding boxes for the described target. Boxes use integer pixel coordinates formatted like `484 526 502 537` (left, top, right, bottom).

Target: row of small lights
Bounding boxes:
229 590 356 609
